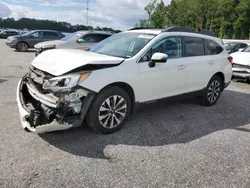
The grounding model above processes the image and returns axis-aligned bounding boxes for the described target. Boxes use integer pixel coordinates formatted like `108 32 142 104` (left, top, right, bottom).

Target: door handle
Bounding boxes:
208 61 215 65
177 65 186 70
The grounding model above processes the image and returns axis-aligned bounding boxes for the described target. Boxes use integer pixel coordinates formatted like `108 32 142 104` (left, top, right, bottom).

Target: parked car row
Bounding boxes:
16 26 233 134
5 30 65 52
4 29 113 53
34 30 112 56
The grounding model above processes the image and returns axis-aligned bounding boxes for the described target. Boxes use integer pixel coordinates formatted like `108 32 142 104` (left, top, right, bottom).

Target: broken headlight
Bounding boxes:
43 72 91 92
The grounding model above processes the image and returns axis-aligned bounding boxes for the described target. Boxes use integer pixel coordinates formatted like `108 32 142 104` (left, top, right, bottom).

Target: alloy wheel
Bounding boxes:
98 95 127 129
18 43 28 51
207 80 221 103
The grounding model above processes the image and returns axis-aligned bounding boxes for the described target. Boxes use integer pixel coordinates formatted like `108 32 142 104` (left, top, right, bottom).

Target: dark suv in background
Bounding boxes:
0 30 19 39
5 30 65 52
34 30 112 56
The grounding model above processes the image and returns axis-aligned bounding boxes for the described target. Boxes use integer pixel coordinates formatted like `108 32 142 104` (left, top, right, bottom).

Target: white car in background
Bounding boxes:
17 26 232 134
231 45 250 81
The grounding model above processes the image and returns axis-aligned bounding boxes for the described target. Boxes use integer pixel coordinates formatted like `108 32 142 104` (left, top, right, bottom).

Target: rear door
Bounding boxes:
43 31 61 41
184 36 224 92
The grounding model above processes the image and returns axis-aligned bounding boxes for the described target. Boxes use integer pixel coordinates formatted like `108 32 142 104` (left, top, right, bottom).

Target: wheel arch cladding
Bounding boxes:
103 82 136 114
213 72 225 91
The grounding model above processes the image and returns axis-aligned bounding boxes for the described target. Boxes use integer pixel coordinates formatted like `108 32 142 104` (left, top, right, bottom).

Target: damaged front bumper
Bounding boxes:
16 77 95 134
232 64 250 79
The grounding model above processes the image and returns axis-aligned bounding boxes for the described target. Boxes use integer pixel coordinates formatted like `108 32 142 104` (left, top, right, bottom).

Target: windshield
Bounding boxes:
90 32 156 58
243 46 250 52
61 32 84 41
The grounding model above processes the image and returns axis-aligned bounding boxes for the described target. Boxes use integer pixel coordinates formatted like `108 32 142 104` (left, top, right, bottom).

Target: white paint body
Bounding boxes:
231 51 250 78
31 30 232 103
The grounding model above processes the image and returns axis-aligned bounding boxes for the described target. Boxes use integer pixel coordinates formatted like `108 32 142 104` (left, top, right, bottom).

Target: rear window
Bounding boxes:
184 36 204 57
205 39 223 55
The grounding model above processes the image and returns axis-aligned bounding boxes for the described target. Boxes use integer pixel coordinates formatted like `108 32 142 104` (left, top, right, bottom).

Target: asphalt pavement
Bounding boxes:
0 39 250 188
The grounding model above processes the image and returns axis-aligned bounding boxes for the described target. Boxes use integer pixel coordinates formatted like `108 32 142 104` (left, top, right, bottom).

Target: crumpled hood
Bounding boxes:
34 40 66 48
31 49 124 76
231 52 250 65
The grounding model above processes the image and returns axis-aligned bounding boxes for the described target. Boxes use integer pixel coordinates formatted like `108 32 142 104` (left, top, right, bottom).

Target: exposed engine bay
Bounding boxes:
19 66 95 131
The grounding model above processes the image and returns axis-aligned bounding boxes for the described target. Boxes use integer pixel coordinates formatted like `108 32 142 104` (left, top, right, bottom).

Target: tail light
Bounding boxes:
228 56 233 65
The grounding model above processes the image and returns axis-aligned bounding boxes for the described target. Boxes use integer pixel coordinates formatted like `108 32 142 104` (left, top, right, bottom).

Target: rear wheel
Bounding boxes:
201 75 222 106
16 42 28 52
86 86 131 134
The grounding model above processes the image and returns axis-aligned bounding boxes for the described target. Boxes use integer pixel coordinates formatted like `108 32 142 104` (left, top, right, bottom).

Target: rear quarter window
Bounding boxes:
204 39 223 55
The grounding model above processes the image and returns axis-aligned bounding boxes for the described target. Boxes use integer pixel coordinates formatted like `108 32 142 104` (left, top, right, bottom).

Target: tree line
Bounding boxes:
136 0 250 39
0 17 122 33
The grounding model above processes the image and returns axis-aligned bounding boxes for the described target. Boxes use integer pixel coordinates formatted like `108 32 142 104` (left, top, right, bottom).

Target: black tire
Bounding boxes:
201 75 222 106
16 42 28 52
86 86 131 134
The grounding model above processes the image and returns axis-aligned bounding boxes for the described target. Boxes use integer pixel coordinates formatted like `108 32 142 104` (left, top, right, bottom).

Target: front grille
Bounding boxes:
233 63 250 69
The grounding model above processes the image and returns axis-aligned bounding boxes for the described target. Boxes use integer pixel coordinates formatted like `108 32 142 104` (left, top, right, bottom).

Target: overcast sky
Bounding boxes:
0 0 171 30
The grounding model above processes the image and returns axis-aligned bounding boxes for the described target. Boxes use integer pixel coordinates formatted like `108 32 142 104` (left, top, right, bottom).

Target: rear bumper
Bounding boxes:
16 77 95 134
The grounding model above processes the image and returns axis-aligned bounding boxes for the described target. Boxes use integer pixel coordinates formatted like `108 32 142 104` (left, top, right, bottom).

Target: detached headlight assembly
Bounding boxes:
43 72 91 92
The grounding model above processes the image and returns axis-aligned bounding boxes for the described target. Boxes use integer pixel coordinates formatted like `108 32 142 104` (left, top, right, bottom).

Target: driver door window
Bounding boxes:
140 36 182 62
31 31 43 38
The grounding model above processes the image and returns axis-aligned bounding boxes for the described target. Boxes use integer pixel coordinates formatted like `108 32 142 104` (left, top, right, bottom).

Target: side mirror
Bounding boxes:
238 48 244 52
148 53 168 68
77 38 84 43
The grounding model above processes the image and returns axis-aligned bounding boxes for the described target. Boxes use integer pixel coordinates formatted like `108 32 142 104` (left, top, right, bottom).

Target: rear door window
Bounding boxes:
43 32 59 38
203 40 212 55
184 36 204 57
96 34 112 42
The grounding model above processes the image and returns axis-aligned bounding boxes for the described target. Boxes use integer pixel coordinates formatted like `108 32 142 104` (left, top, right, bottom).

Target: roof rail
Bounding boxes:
162 26 217 37
161 26 193 33
196 28 217 37
129 27 159 30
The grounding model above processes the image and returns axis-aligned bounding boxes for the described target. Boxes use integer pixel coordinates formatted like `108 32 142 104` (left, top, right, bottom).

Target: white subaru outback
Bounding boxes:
17 27 232 134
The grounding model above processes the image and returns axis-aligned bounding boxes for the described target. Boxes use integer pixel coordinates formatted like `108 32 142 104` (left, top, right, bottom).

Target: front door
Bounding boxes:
138 36 188 102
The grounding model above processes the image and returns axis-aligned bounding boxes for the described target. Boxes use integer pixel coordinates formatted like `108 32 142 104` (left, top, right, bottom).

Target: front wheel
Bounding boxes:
86 86 131 134
16 42 28 52
201 75 222 106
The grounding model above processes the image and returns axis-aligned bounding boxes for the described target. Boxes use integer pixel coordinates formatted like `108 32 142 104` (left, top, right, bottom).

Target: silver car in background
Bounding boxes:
34 30 113 56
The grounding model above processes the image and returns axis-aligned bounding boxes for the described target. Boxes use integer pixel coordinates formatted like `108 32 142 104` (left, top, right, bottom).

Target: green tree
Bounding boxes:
150 1 167 28
144 0 157 26
94 26 102 31
135 19 148 27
